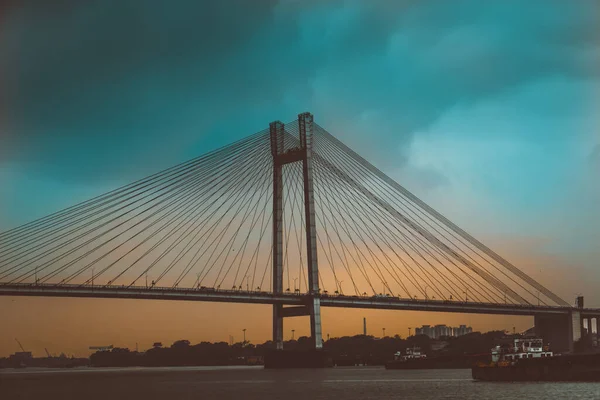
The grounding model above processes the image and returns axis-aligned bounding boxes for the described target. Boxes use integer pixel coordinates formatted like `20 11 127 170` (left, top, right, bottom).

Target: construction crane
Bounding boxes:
45 348 53 358
15 338 26 352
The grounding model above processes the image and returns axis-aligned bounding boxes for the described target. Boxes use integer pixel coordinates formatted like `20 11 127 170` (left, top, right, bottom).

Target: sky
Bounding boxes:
0 0 599 357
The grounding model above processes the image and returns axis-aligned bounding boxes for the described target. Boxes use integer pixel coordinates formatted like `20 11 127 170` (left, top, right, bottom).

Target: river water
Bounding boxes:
1 366 600 399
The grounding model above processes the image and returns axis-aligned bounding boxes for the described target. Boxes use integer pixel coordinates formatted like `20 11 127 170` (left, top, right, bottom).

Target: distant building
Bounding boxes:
8 351 33 367
415 325 432 337
415 324 473 339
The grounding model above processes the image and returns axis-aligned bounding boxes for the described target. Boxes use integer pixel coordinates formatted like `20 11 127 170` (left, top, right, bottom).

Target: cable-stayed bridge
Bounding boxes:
0 113 595 352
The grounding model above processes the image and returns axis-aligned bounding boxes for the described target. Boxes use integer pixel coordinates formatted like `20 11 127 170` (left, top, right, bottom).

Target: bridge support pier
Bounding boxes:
535 310 581 354
270 120 285 350
579 313 600 348
299 112 323 350
269 113 323 356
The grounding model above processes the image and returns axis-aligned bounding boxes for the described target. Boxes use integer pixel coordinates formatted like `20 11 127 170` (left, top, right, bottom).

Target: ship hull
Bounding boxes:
472 353 600 382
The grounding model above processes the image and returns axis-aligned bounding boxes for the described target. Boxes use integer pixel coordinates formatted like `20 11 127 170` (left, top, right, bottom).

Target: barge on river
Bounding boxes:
472 337 600 381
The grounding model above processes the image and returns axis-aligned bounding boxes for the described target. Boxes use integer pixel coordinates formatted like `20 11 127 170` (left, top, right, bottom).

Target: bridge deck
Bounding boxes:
0 283 588 316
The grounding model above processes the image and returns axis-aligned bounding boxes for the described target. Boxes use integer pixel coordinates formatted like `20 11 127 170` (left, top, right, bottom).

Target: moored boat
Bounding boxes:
472 337 600 381
385 346 488 370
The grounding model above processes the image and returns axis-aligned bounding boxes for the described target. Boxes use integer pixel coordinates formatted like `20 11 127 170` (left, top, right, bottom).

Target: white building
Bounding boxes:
415 324 472 339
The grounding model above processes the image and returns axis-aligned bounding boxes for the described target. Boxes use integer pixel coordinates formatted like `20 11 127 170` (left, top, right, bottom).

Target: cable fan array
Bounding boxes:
0 120 567 307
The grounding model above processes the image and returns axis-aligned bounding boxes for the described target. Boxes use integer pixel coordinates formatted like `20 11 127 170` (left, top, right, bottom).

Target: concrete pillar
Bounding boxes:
593 317 598 347
592 317 598 347
299 112 323 350
270 121 284 350
572 310 582 345
535 310 581 354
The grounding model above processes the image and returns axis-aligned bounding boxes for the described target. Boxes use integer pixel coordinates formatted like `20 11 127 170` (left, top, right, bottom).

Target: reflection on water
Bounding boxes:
2 366 600 400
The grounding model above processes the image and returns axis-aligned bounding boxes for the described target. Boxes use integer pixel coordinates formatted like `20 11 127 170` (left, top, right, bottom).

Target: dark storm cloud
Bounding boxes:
0 0 281 180
0 0 599 182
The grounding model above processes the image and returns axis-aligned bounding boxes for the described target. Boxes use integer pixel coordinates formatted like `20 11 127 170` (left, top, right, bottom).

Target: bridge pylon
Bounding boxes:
270 113 323 351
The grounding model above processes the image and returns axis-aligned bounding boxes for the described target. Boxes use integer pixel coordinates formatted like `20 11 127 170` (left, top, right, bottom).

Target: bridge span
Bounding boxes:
0 283 589 317
0 113 594 355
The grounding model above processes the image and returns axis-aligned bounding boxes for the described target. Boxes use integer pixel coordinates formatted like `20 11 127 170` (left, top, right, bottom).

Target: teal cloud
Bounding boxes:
1 0 598 183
